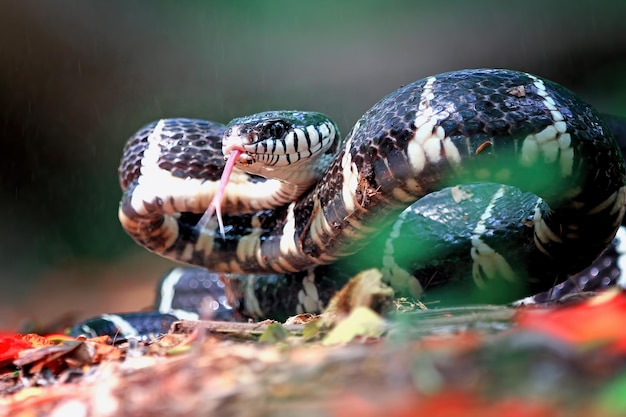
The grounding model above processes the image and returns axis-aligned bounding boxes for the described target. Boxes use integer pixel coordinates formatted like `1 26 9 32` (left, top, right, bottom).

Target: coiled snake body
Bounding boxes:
73 69 626 337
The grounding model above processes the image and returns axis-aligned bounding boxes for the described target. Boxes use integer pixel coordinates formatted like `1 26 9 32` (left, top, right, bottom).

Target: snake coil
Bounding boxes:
72 69 626 338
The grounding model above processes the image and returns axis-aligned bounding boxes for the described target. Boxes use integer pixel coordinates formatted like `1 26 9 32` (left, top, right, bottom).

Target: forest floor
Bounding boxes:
2 270 626 417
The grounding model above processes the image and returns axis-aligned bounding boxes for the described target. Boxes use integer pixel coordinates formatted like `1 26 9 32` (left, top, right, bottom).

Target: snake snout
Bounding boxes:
223 128 251 153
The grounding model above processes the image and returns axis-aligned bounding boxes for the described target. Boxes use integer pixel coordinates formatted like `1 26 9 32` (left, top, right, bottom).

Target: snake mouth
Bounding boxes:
222 132 257 166
231 151 255 167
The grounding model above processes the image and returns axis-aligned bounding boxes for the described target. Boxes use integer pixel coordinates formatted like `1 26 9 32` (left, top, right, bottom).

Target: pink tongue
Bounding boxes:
196 149 242 238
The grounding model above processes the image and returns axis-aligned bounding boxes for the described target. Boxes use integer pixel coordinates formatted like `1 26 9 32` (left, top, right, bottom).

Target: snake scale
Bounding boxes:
71 68 626 339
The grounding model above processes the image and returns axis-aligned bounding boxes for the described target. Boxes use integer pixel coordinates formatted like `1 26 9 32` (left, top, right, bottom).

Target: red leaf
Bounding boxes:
0 334 34 364
515 289 626 351
331 390 558 417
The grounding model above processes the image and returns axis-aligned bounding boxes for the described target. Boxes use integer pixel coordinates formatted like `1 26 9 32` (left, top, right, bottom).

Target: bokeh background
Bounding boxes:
1 0 625 330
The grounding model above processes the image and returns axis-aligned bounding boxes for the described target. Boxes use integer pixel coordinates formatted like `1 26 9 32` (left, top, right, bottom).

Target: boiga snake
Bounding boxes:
70 68 626 339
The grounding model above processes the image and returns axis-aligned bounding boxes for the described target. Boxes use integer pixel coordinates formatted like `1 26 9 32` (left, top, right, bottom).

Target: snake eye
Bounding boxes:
262 121 287 140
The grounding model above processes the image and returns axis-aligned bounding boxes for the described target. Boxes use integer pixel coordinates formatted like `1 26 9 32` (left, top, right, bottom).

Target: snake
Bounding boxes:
70 68 626 339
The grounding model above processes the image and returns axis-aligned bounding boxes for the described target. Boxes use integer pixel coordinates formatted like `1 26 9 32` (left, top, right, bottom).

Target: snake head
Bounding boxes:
223 110 340 185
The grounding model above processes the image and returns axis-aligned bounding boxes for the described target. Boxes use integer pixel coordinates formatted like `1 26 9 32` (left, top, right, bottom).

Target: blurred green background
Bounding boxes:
1 0 625 329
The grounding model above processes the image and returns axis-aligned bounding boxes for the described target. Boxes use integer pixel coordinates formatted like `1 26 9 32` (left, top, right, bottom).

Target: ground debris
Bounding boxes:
3 291 626 416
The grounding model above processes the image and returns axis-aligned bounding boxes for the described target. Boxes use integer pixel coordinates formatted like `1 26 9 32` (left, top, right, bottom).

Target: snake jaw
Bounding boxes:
222 128 257 166
224 145 255 167
235 153 255 167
